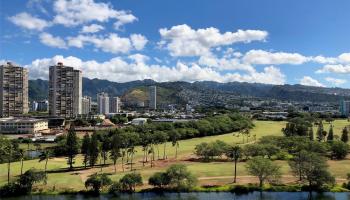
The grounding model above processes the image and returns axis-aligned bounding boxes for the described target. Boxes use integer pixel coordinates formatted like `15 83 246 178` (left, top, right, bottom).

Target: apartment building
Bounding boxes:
49 62 82 118
0 62 29 117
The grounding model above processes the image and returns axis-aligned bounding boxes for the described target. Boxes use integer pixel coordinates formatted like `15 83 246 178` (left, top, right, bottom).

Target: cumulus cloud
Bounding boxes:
81 24 104 33
159 24 268 57
8 12 50 31
198 55 255 72
130 34 148 50
66 33 148 53
316 64 350 74
338 53 350 63
52 0 137 28
39 32 67 49
300 76 324 87
325 77 347 86
243 49 309 65
24 55 285 84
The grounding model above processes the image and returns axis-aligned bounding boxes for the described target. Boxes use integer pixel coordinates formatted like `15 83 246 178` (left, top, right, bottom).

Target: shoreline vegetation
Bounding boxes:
1 112 350 197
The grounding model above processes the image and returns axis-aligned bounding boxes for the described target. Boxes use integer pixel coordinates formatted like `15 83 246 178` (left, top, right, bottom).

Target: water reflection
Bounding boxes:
3 192 350 200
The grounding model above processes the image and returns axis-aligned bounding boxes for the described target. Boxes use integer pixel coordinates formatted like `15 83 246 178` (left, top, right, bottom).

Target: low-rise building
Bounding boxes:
131 118 148 126
0 117 49 134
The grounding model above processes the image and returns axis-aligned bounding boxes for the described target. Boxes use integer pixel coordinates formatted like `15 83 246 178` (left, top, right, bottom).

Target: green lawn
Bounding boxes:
1 120 350 191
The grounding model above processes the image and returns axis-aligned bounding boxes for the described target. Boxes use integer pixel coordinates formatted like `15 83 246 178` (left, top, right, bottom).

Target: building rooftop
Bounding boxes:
0 117 48 123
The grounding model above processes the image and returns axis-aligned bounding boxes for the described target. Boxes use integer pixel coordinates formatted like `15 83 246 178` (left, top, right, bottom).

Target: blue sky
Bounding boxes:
1 0 350 87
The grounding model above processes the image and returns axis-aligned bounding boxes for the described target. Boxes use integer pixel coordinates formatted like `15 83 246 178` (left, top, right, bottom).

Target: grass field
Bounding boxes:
1 120 350 192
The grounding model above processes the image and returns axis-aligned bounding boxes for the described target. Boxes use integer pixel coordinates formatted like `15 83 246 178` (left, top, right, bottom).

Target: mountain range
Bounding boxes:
29 78 350 105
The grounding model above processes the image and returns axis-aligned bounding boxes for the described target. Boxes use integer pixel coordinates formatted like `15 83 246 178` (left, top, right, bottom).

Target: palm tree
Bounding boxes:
226 145 241 183
5 143 13 184
19 149 25 176
39 150 51 174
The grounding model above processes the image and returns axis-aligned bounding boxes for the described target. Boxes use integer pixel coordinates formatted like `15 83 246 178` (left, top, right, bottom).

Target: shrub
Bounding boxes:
119 173 143 192
85 173 112 194
330 141 349 160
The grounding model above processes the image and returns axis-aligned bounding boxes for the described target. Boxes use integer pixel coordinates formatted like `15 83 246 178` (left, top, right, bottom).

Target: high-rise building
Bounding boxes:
110 97 121 113
97 92 109 114
31 101 38 112
149 86 157 110
340 100 350 116
0 62 29 117
49 62 82 118
82 96 92 114
37 100 49 112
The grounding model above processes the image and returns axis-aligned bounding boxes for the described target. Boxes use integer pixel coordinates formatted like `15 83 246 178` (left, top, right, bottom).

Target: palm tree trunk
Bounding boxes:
163 142 166 160
157 145 160 160
121 156 124 172
20 158 24 176
114 161 117 173
130 152 134 171
175 143 178 159
45 158 48 173
145 146 148 162
234 160 237 183
7 160 10 184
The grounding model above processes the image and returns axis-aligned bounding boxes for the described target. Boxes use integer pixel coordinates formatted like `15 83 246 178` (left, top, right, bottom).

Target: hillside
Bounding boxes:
28 78 350 104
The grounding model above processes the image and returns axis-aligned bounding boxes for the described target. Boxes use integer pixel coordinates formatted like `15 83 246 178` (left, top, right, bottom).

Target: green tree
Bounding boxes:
341 127 349 143
89 132 99 167
65 127 79 170
316 121 324 142
18 149 25 176
327 125 334 141
148 172 170 188
245 156 281 188
85 173 112 194
330 141 349 160
110 134 121 173
169 130 180 159
101 134 110 165
81 133 90 168
308 127 314 141
18 169 47 194
165 164 197 190
288 150 309 181
119 173 143 192
297 152 335 189
38 150 51 174
226 145 241 183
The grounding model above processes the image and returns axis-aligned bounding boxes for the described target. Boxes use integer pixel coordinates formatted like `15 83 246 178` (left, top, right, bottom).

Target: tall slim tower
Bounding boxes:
97 92 109 114
81 96 92 114
0 62 29 117
110 97 121 113
149 86 157 110
49 62 82 118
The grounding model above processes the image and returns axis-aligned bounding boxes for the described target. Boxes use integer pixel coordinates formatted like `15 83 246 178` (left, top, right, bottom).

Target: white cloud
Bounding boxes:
316 64 350 74
130 34 148 50
8 12 50 31
311 56 338 64
159 24 268 57
66 33 147 53
24 55 285 85
325 77 347 86
198 55 255 73
300 76 324 87
81 24 104 33
243 49 309 65
114 11 138 30
338 53 350 63
89 34 132 53
39 32 67 49
53 0 137 28
222 66 285 85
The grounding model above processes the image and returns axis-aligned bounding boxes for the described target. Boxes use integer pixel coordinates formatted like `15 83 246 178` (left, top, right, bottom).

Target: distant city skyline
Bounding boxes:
1 0 350 88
